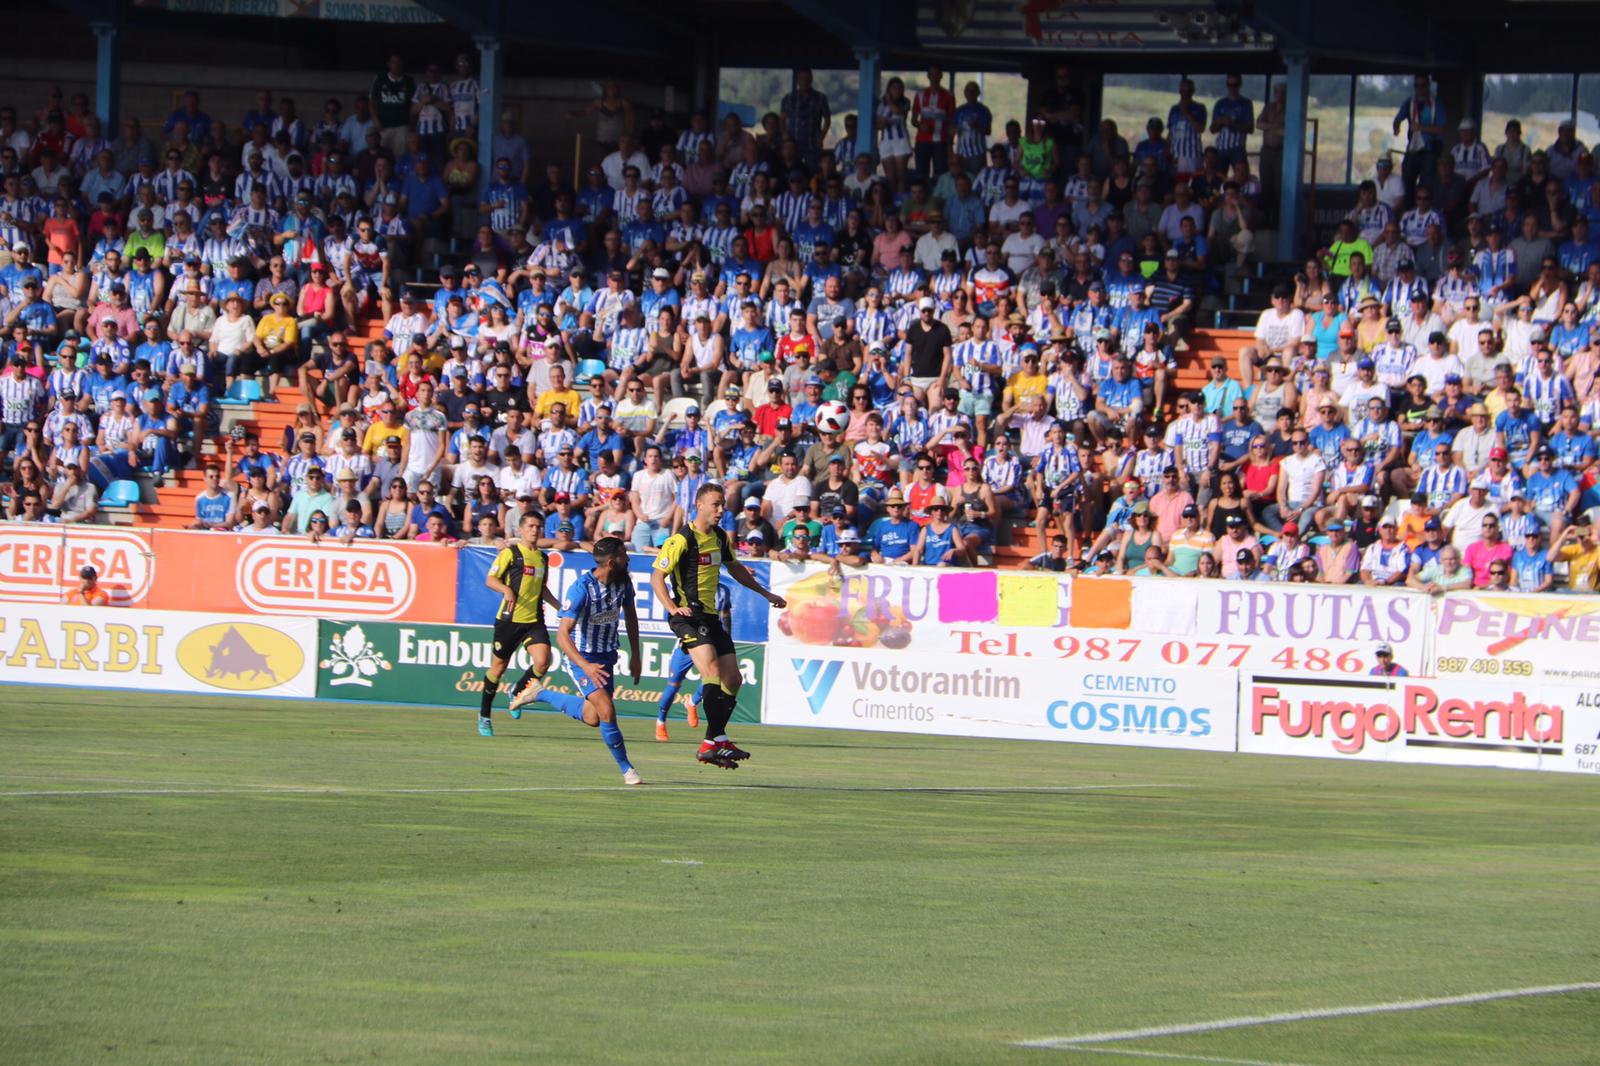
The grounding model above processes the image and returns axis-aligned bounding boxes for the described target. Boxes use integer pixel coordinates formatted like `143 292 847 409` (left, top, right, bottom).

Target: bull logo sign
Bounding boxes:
176 622 306 693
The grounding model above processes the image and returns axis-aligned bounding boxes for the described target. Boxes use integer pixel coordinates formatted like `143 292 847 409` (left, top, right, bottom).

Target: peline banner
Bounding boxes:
315 619 763 723
766 562 1430 678
1432 592 1600 684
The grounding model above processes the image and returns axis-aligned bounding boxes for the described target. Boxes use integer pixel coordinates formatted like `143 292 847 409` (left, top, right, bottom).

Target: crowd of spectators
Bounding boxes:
0 63 1596 593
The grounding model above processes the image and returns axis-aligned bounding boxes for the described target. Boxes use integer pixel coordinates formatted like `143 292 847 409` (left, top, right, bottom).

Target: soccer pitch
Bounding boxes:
2 687 1597 1065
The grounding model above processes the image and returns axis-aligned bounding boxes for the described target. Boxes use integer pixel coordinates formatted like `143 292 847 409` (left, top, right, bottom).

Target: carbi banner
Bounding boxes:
454 546 771 642
764 645 1237 751
1432 592 1600 684
766 563 1429 677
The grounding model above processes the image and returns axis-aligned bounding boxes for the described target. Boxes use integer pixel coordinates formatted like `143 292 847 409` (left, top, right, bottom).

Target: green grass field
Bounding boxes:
2 686 1598 1065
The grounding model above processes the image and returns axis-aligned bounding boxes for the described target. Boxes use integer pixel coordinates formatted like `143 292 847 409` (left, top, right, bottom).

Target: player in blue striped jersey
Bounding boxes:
510 536 643 784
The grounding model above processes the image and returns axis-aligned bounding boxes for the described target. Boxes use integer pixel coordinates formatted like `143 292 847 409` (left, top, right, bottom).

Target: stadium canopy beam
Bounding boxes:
1277 50 1308 263
854 47 880 166
476 35 501 186
91 19 121 129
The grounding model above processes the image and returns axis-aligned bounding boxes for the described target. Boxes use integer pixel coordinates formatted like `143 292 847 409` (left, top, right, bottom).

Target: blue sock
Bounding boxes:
691 684 706 707
657 682 681 722
599 720 633 773
539 691 588 721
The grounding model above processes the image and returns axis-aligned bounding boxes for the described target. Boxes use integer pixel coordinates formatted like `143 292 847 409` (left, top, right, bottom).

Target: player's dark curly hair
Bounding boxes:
593 536 627 560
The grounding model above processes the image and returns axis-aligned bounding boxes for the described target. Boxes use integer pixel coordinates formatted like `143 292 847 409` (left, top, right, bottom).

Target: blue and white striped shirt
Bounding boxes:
560 570 635 657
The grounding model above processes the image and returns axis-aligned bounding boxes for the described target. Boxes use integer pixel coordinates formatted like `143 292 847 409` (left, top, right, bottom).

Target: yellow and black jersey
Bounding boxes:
488 543 549 623
653 525 733 614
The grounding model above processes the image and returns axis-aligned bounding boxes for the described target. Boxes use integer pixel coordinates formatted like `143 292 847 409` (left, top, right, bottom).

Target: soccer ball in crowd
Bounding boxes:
815 401 849 434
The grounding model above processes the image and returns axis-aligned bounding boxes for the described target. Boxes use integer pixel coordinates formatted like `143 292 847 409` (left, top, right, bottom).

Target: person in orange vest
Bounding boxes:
65 565 110 607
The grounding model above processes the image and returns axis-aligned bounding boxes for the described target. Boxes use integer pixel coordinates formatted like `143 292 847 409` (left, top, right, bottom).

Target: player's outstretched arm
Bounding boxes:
555 616 608 690
725 553 786 609
623 597 642 685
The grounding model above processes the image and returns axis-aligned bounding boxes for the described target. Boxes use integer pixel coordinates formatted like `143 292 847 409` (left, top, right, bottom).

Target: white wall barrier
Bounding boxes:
0 603 316 700
765 646 1238 752
760 562 1600 775
766 562 1432 677
1240 673 1600 776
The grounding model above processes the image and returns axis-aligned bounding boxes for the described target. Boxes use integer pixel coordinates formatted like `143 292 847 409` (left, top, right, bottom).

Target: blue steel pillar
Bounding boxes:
91 21 120 128
475 36 502 185
1276 51 1309 262
854 47 879 165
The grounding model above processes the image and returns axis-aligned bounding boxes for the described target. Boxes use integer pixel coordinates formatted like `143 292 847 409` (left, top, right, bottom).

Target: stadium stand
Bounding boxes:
1 42 1598 594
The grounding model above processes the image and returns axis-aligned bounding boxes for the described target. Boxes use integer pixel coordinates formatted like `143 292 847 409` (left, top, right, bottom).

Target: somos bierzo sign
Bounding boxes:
315 620 763 724
1241 674 1600 774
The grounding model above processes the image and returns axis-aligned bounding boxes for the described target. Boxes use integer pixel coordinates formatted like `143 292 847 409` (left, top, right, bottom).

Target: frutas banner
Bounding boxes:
0 601 315 698
1432 593 1600 684
767 562 1430 677
763 644 1238 752
1240 673 1600 775
142 530 460 622
315 619 763 723
0 526 155 607
454 545 772 641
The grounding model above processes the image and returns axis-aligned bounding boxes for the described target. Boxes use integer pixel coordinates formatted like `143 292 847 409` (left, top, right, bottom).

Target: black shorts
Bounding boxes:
669 613 736 659
492 618 550 661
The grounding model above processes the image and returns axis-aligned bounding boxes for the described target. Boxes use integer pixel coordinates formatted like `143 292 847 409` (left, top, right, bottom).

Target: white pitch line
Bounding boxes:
1057 1046 1313 1066
0 782 1188 799
1015 981 1600 1049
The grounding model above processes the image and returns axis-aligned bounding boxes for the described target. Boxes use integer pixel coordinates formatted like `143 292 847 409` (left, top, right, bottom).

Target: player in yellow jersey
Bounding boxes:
651 482 786 768
477 511 560 736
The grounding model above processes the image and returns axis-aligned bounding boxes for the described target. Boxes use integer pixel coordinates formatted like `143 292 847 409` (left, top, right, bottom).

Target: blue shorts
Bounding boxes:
666 645 696 684
571 651 618 700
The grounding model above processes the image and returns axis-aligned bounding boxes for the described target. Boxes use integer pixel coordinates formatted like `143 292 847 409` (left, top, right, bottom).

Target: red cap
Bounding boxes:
1489 446 1507 460
1281 522 1299 536
554 492 571 503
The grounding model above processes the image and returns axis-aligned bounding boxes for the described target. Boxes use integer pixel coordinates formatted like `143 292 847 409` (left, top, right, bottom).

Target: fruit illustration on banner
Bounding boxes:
775 571 912 648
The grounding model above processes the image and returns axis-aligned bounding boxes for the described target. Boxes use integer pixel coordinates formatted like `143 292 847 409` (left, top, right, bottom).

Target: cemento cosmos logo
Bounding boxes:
176 622 306 692
236 541 416 618
0 529 153 603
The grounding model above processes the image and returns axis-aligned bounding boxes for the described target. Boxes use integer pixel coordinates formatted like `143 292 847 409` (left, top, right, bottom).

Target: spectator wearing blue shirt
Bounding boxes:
1549 404 1597 473
167 362 214 456
1200 356 1244 417
1392 75 1446 195
621 203 666 255
542 498 587 545
639 268 682 320
1525 445 1580 535
944 173 986 244
1559 216 1600 276
866 489 918 562
190 465 236 530
1091 357 1144 438
1216 399 1264 473
479 159 530 235
163 91 213 144
400 155 450 239
576 410 625 468
1511 526 1555 592
1493 390 1543 469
